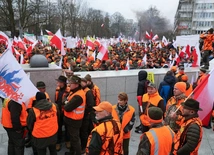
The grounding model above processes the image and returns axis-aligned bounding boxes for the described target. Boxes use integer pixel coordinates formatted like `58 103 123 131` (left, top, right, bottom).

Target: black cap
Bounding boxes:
182 99 202 111
36 92 46 101
36 81 46 88
56 75 67 83
200 68 206 73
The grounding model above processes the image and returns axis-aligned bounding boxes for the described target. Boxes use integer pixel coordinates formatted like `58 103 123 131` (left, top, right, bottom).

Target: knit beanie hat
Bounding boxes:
181 75 188 82
36 92 46 101
84 74 92 82
174 82 186 93
147 107 163 123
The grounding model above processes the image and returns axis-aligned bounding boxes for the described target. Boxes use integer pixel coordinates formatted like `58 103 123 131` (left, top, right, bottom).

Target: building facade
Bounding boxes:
174 0 214 35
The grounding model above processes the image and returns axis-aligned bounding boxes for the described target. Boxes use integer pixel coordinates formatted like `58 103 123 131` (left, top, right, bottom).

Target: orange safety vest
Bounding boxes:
1 99 27 128
112 105 135 139
173 117 203 155
32 103 58 138
185 84 193 97
91 84 101 106
64 89 86 120
86 119 123 155
27 92 50 109
145 125 174 155
140 92 163 126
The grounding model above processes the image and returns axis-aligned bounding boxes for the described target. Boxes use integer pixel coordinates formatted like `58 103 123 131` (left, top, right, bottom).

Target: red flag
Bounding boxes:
191 44 201 67
94 39 101 48
193 68 214 126
185 45 191 58
145 31 151 40
97 44 108 60
45 29 54 36
17 37 27 51
50 29 66 55
23 36 35 45
86 38 95 50
27 40 38 56
152 34 158 41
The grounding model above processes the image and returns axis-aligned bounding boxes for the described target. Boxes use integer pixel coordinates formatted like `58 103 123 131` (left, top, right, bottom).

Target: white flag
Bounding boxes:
0 49 38 104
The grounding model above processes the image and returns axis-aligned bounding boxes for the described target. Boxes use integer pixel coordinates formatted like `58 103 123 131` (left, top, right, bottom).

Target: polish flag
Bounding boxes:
101 23 104 27
175 52 180 65
45 29 54 36
50 29 66 55
94 39 101 48
191 44 201 67
142 53 147 64
125 58 130 70
152 34 159 41
13 36 18 46
23 35 35 45
86 37 95 50
97 44 108 61
26 40 38 56
17 37 27 51
179 47 186 58
193 68 214 126
0 31 11 47
145 31 151 40
162 36 168 46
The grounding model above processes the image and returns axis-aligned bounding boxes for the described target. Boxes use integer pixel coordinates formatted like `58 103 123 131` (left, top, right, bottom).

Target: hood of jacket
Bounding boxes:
34 99 52 111
138 70 148 81
164 75 176 85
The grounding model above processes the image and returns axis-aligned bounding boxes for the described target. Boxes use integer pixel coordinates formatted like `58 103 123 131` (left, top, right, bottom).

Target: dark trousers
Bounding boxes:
57 112 69 144
4 128 25 155
80 116 90 150
123 139 130 155
202 50 211 68
36 144 57 155
67 125 81 155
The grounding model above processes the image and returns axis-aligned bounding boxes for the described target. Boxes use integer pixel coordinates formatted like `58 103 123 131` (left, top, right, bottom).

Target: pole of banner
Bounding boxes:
174 90 194 113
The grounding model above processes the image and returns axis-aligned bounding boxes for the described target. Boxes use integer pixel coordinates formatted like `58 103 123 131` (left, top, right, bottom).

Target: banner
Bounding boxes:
147 72 155 83
0 49 38 104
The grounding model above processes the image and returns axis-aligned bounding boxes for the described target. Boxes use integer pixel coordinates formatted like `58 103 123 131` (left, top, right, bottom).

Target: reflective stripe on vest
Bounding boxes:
1 99 27 128
64 89 86 120
32 104 58 138
146 126 174 155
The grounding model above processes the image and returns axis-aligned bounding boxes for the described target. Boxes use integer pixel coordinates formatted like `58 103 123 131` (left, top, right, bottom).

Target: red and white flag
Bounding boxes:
97 44 108 61
86 37 95 50
125 58 130 70
191 43 201 67
26 40 38 56
23 35 36 45
17 37 27 51
142 53 147 64
152 34 159 41
94 39 101 48
101 24 104 27
50 29 66 55
45 29 54 36
193 68 214 126
185 45 191 58
145 31 151 40
162 36 168 46
0 49 38 104
0 31 11 47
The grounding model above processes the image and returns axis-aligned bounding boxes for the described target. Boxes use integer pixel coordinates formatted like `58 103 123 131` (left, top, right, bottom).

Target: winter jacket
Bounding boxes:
158 75 176 107
137 70 149 96
200 33 214 51
27 99 60 149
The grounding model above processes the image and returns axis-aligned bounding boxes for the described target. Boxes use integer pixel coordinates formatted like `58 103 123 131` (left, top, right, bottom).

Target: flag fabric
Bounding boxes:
185 45 191 58
152 34 159 41
17 37 27 51
26 40 38 55
94 39 101 48
145 31 151 40
45 29 54 36
142 53 147 64
150 29 153 39
125 58 130 70
191 43 201 67
97 44 108 61
50 29 66 55
162 36 168 46
86 37 95 50
193 68 214 126
23 35 35 44
101 24 104 27
0 49 38 104
0 31 11 47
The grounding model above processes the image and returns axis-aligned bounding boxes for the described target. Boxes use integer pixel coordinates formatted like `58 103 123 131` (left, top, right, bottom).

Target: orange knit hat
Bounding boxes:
171 66 177 72
181 75 188 82
174 82 186 93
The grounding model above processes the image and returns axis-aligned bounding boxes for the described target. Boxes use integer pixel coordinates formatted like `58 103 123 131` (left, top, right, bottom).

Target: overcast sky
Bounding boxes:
86 0 179 24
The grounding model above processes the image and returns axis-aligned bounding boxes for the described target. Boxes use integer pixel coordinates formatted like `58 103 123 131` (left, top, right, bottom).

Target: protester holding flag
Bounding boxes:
1 99 27 155
193 68 207 89
172 99 203 155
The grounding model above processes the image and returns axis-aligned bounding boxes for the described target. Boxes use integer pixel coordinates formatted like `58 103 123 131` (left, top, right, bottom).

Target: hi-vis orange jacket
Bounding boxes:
32 104 58 138
145 125 174 155
91 84 101 106
140 92 163 126
112 105 135 139
64 89 86 120
173 117 203 155
1 99 27 128
86 119 123 155
27 92 50 109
